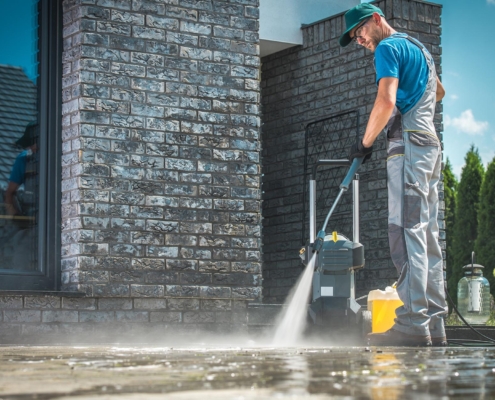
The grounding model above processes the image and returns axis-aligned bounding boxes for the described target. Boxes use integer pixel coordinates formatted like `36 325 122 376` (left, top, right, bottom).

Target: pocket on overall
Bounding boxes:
404 131 440 194
407 131 440 147
404 195 421 229
386 108 403 140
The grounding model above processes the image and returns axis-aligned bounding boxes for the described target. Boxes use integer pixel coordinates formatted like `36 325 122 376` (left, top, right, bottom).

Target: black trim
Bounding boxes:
0 291 84 297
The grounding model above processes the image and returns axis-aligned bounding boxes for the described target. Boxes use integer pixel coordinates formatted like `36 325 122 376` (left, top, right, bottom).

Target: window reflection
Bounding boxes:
0 0 39 272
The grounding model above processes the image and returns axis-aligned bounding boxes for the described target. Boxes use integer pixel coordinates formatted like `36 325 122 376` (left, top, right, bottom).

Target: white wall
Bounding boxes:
260 0 359 57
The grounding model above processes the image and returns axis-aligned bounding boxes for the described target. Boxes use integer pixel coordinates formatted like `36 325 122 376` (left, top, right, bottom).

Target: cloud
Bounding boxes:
444 109 489 135
450 94 459 100
480 149 495 168
488 0 495 5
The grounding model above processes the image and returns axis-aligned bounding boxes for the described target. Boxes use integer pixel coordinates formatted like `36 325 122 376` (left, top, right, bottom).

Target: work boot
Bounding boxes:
432 336 448 347
367 328 432 347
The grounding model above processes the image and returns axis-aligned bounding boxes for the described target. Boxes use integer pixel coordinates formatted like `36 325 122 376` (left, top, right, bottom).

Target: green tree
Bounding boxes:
475 156 495 298
443 158 458 304
448 146 484 306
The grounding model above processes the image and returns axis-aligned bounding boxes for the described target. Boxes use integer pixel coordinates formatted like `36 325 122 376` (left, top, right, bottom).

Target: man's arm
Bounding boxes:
362 77 398 148
436 76 445 102
4 181 20 216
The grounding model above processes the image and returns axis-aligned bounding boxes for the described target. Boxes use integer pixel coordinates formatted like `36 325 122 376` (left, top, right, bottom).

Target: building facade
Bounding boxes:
0 0 443 342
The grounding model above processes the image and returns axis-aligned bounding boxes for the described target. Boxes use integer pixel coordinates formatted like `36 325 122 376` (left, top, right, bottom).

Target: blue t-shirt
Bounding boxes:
374 33 429 114
9 150 28 185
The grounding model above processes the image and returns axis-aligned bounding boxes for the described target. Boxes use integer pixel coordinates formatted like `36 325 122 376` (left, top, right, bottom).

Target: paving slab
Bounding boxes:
0 343 494 399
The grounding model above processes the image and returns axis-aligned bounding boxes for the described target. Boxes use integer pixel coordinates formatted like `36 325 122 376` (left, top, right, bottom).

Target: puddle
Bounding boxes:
1 345 494 399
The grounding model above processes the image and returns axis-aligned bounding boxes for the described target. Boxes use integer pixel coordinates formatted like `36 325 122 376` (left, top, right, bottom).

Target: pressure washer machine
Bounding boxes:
299 158 369 334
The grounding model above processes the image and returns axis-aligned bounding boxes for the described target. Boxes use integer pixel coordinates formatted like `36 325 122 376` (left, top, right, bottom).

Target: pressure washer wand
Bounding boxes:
312 157 363 254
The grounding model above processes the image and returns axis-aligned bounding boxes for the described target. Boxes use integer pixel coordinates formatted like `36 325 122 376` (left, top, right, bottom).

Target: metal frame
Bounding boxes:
0 0 62 290
302 110 360 245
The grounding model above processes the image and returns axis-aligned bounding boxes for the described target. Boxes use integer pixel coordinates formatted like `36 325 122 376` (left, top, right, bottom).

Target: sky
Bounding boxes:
0 0 38 82
362 0 495 179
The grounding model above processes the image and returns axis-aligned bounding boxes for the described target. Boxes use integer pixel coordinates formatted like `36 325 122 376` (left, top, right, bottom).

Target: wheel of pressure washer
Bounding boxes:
362 310 372 337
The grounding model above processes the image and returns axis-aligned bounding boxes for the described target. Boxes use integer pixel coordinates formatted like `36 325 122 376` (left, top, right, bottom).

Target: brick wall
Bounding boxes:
0 292 249 342
59 0 262 308
260 0 444 302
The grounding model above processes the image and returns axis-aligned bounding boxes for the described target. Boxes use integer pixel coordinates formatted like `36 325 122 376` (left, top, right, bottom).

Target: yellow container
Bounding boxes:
368 287 403 333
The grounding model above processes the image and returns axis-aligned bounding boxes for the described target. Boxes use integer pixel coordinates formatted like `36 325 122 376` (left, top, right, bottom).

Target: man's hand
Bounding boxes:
5 203 17 217
350 139 373 163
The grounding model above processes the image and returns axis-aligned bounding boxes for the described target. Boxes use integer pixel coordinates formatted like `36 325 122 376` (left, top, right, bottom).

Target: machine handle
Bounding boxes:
311 159 350 180
340 157 363 190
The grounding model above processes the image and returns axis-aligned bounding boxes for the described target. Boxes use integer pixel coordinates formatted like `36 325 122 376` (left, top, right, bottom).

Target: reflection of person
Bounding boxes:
1 122 38 271
339 4 447 346
4 122 38 216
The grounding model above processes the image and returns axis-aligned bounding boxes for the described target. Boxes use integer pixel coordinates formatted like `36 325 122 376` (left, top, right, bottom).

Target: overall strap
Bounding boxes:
404 35 434 66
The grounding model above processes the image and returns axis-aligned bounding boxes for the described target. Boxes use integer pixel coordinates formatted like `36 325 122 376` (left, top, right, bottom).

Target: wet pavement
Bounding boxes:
1 343 495 399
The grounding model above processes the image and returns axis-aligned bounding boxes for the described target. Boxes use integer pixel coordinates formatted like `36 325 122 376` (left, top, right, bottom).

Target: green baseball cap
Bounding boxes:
339 3 385 47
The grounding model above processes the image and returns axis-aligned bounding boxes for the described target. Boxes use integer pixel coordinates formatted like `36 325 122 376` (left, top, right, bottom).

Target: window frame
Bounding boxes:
0 0 62 291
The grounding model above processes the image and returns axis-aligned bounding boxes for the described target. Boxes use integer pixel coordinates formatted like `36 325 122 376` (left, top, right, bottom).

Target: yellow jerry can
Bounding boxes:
367 286 403 333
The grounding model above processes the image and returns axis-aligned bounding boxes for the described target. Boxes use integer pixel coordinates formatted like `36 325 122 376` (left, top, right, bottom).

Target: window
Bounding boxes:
0 0 61 290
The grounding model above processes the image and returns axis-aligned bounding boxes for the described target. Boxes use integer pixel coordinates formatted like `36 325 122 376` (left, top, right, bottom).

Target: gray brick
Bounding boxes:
147 15 179 30
131 52 164 66
166 260 197 271
183 311 214 323
0 296 23 309
24 296 61 309
147 42 179 55
83 5 111 20
110 36 146 51
96 0 131 10
97 21 131 35
62 297 97 310
42 310 79 323
167 32 198 46
167 6 197 21
132 26 165 40
150 311 181 323
200 286 231 298
166 285 199 297
199 261 230 273
93 283 130 296
132 0 166 14
98 298 133 310
134 298 167 310
213 26 243 40
130 284 165 297
180 47 212 61
180 21 211 35
79 311 115 322
115 311 149 322
111 10 145 24
167 298 200 311
111 62 146 77
4 310 41 323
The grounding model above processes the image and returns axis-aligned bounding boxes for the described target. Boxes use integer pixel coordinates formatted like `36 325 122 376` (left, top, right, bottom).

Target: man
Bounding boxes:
339 3 447 346
2 122 38 271
4 122 38 216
